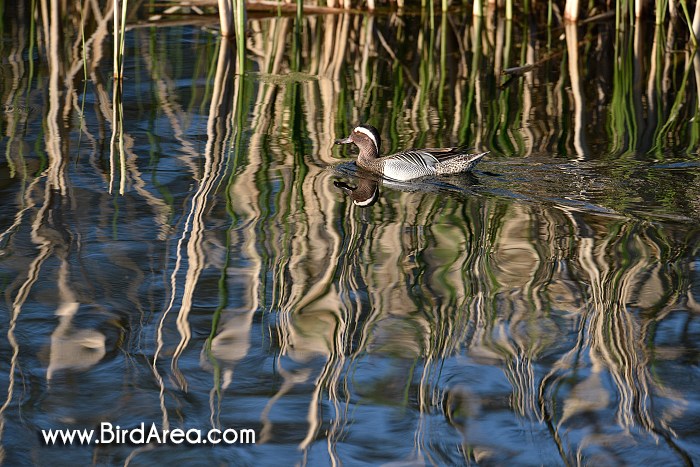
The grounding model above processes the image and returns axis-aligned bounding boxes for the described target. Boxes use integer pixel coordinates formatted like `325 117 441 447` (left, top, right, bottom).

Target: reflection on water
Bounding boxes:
334 177 380 206
1 3 700 465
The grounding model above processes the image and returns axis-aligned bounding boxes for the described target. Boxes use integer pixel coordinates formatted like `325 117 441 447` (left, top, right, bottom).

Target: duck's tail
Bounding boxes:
435 151 488 175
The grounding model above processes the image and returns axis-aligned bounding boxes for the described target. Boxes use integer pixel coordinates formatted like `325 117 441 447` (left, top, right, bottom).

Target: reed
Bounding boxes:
113 0 128 80
13 1 700 167
679 0 698 47
236 0 247 60
655 0 667 24
458 14 482 145
218 0 234 36
652 52 694 154
438 14 447 119
564 0 578 21
473 0 482 16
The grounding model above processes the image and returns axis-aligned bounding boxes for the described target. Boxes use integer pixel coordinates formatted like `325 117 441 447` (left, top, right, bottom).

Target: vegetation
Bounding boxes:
0 1 699 465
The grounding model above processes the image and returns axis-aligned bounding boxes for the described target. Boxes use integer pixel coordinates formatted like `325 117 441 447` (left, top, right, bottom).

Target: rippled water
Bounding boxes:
1 5 700 466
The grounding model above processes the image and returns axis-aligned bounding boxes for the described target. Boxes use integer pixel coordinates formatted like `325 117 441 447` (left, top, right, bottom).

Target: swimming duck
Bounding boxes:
335 124 487 182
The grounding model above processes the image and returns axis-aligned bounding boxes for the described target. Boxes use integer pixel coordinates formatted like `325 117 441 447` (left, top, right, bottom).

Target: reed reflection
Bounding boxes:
0 3 115 459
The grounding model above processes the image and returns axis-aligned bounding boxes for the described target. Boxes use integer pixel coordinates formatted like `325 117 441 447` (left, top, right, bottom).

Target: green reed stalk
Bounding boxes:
438 14 447 123
679 0 698 48
506 0 513 20
389 66 404 152
495 19 515 154
616 0 631 30
428 0 435 31
695 50 700 113
416 17 435 139
690 118 700 153
689 49 700 150
646 24 666 155
652 54 694 154
292 18 302 73
655 0 667 24
296 0 303 26
459 16 482 143
236 0 246 69
608 32 626 154
113 0 128 79
609 30 639 155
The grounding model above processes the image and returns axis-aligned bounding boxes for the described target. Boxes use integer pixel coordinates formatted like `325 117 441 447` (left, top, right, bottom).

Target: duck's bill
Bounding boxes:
334 136 353 144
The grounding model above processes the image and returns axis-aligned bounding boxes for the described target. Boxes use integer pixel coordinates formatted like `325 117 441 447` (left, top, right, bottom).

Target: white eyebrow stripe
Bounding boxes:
354 126 378 152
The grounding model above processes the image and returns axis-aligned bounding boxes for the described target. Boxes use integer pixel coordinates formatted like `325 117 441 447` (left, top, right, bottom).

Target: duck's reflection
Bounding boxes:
333 178 380 207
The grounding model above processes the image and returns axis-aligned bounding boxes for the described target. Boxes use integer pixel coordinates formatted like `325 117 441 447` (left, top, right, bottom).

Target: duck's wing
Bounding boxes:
381 150 440 181
385 150 440 167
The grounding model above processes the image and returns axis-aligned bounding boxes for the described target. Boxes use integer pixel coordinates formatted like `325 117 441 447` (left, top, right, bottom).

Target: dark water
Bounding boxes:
1 5 700 466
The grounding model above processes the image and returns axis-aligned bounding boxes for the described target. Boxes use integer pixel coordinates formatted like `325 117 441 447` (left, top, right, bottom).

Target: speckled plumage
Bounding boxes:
335 124 487 182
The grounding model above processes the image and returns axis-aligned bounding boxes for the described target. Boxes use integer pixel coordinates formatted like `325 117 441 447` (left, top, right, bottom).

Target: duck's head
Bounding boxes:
335 124 381 156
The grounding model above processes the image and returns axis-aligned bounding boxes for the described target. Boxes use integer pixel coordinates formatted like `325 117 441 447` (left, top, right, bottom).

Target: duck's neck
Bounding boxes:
357 147 380 165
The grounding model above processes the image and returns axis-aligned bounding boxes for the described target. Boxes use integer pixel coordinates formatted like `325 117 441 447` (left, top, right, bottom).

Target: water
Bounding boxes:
1 5 700 465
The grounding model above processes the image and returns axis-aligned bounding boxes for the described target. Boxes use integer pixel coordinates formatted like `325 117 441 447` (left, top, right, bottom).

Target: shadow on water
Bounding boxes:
0 2 700 466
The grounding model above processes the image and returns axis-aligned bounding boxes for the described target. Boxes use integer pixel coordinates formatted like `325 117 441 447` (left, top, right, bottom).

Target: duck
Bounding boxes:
335 124 487 182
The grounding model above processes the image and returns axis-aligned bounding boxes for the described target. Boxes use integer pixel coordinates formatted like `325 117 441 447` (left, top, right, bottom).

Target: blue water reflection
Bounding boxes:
1 5 700 466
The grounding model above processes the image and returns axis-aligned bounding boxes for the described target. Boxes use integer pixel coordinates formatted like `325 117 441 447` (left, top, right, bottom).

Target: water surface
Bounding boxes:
1 5 700 466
